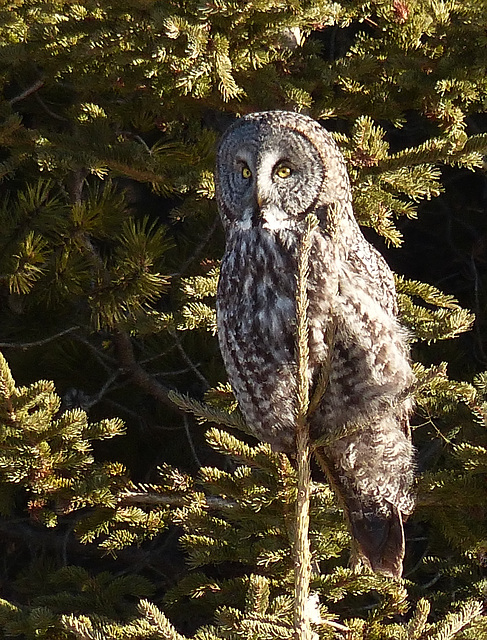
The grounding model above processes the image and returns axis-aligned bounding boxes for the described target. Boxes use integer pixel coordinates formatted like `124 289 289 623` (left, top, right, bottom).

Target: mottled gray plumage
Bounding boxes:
215 111 414 578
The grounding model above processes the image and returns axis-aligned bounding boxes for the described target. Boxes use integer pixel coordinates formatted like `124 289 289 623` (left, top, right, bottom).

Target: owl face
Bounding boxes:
216 111 349 233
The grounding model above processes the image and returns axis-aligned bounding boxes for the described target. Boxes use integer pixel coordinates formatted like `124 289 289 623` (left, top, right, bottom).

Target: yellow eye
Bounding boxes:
276 164 292 178
242 166 252 179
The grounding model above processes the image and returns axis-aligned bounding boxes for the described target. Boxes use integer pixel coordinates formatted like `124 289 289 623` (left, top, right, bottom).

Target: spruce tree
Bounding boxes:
0 1 486 638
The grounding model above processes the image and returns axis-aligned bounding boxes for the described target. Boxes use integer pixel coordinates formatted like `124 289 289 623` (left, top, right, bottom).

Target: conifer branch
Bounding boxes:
293 213 319 640
0 326 80 349
35 94 69 122
407 597 431 639
1 3 487 636
113 330 183 415
105 160 178 191
120 488 237 510
425 599 484 640
167 389 248 432
8 79 44 105
138 599 189 640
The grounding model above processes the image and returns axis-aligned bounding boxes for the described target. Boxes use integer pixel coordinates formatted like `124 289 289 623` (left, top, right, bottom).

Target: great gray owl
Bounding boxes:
215 111 414 579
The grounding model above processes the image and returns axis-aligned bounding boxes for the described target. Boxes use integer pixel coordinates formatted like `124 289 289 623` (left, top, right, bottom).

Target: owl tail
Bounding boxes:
315 450 406 579
348 501 405 579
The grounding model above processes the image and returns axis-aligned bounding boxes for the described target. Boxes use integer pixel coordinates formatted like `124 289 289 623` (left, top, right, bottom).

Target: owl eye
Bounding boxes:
241 166 252 179
275 164 292 179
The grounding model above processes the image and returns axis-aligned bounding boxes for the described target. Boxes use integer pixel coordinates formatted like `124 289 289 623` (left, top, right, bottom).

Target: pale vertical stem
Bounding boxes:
294 214 318 640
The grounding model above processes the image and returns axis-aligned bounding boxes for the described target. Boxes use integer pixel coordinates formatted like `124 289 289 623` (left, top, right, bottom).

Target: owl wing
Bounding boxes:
315 230 413 578
315 445 407 579
345 231 413 439
346 232 398 316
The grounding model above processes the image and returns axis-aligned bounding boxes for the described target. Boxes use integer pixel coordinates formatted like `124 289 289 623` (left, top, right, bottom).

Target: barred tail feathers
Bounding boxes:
315 446 411 579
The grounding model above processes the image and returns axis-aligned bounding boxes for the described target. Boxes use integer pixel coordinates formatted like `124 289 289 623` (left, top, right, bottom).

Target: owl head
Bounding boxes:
215 111 353 234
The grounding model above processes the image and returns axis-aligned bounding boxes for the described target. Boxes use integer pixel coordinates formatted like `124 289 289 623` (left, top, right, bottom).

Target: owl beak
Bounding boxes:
251 208 262 228
251 192 265 227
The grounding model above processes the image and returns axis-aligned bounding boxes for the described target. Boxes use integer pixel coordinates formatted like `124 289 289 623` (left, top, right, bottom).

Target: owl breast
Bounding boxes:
217 227 299 451
217 225 338 452
217 224 413 454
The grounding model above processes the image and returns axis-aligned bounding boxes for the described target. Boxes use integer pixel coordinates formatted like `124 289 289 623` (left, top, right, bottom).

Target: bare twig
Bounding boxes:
35 94 69 122
172 331 210 388
183 415 202 468
120 482 332 508
84 371 121 409
139 344 178 366
9 79 44 105
113 330 182 415
0 326 80 350
104 398 148 421
119 488 237 510
170 215 219 278
73 336 117 371
321 618 350 633
155 366 202 377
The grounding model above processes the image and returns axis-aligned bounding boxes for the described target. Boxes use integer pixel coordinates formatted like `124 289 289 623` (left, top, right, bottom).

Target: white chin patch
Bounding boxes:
261 204 292 230
262 218 293 230
235 205 292 231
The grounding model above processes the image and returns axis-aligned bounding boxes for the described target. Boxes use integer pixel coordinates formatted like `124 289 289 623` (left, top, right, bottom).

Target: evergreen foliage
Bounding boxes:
0 0 487 638
0 350 126 527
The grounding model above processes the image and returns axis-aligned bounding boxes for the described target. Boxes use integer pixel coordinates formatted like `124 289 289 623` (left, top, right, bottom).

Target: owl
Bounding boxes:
215 111 415 579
